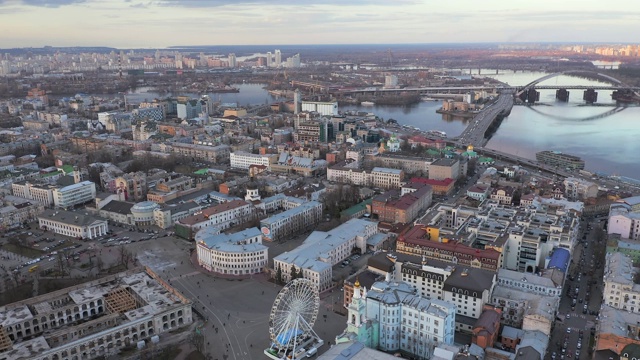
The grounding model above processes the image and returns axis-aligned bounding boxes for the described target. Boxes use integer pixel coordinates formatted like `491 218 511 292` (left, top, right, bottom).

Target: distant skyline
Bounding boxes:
0 0 637 48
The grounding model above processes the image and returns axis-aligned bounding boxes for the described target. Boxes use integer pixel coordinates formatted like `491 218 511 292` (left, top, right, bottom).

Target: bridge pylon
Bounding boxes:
555 89 570 102
583 89 598 104
519 88 540 104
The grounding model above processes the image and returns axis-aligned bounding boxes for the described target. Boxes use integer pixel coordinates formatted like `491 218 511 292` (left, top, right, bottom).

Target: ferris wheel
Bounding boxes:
268 278 321 355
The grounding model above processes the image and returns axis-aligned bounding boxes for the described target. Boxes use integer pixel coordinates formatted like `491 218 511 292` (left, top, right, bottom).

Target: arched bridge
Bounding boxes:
515 70 640 103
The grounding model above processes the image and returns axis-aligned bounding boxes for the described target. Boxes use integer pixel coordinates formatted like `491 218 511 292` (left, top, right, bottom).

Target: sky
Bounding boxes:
0 0 637 48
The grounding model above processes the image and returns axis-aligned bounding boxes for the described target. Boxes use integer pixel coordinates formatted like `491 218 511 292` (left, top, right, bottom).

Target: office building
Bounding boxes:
53 181 97 209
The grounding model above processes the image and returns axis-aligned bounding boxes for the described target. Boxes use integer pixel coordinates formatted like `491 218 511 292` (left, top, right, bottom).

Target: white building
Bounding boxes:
229 152 277 170
130 201 160 226
384 75 398 89
563 177 598 200
603 252 640 313
336 279 456 358
274 49 282 67
301 101 338 116
196 227 268 276
273 219 378 292
38 209 108 240
12 182 55 207
396 254 496 333
259 201 323 242
608 197 640 240
176 200 256 235
53 181 97 209
153 201 202 229
0 268 192 360
491 272 560 336
327 165 403 189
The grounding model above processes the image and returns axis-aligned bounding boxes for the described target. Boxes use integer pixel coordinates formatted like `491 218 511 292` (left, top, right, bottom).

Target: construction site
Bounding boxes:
0 267 193 360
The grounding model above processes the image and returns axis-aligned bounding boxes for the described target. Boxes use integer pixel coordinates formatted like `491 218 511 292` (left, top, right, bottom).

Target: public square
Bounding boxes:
132 236 348 360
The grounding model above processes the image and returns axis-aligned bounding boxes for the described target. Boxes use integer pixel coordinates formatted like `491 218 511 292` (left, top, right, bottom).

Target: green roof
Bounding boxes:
341 198 372 217
426 149 440 156
478 157 494 163
41 170 62 178
193 169 209 175
59 165 75 174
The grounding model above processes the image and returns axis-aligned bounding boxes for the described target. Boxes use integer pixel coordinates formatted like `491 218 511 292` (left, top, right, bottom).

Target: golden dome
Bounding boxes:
354 278 360 288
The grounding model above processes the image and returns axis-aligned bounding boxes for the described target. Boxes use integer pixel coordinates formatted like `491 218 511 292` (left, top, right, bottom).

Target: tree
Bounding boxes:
188 332 205 354
275 266 283 285
290 266 298 281
117 245 135 269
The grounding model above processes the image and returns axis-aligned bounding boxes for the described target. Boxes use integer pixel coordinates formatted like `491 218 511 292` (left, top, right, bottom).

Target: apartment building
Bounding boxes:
0 196 44 229
429 158 460 180
392 253 497 333
367 154 433 175
196 227 268 276
603 252 640 313
158 143 230 163
397 224 502 271
114 172 147 202
153 201 202 229
371 182 433 224
609 196 640 241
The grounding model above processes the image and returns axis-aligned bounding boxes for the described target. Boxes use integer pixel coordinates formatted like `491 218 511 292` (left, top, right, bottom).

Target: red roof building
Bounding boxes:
397 225 502 271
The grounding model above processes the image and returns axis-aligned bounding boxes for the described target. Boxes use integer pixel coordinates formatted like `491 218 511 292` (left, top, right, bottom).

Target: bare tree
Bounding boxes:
56 252 67 277
188 332 205 354
117 245 136 269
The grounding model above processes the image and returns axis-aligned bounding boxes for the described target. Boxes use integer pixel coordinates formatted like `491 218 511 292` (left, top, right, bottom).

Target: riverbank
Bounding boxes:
435 109 475 119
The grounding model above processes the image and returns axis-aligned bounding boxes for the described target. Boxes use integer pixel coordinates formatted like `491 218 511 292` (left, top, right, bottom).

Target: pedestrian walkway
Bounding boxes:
169 271 200 281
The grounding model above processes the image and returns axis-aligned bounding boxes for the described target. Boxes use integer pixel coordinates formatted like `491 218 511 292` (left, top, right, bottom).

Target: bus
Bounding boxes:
29 265 39 273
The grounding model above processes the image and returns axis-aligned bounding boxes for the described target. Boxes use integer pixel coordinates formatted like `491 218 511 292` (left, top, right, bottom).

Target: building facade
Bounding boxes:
229 152 277 170
38 209 108 240
196 227 268 276
53 181 97 209
260 201 322 242
0 268 192 360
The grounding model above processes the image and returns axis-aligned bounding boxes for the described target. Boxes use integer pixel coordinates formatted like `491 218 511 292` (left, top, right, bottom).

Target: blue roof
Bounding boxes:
547 248 570 273
276 328 303 345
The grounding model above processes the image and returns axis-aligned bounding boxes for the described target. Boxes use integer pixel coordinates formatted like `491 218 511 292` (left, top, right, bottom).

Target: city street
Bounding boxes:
545 217 606 360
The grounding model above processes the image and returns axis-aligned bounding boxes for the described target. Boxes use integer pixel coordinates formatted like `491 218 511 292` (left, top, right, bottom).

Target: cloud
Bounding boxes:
155 0 415 7
21 0 87 7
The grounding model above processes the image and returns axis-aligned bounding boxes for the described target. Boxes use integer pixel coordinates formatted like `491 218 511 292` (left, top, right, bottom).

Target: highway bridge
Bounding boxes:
454 92 514 148
334 70 640 103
